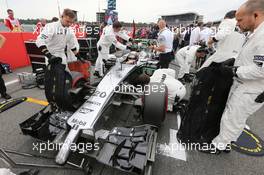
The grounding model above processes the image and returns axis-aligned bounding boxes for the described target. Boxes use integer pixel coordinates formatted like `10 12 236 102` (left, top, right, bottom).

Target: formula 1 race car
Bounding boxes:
2 42 171 175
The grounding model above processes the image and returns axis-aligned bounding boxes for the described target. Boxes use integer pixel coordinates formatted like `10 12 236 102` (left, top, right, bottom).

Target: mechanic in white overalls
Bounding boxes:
200 10 245 69
149 20 174 69
189 22 203 46
150 68 186 111
36 9 82 68
175 45 208 81
94 21 133 77
203 0 264 154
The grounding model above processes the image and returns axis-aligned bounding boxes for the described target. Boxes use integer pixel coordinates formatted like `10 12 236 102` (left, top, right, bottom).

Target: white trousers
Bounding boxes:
212 81 264 150
95 51 109 76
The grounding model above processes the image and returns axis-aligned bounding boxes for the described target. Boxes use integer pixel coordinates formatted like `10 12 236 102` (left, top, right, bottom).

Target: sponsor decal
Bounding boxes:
79 107 94 114
85 100 101 106
71 119 87 127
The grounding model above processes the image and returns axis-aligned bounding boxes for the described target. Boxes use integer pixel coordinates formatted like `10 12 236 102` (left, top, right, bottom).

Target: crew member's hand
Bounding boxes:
126 42 133 47
221 58 235 66
218 66 238 78
127 45 137 51
127 45 132 51
148 45 155 50
48 56 62 65
39 46 60 64
41 47 56 61
208 43 213 48
98 45 102 51
207 38 214 48
128 38 134 43
102 59 107 64
76 53 86 63
255 92 264 103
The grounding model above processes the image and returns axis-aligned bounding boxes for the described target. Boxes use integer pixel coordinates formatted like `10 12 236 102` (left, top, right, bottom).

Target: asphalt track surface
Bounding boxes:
0 66 264 175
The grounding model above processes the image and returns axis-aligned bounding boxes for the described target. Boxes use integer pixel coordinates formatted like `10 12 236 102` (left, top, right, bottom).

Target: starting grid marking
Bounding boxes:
5 79 48 106
157 114 187 161
157 129 187 162
26 97 49 106
4 79 19 86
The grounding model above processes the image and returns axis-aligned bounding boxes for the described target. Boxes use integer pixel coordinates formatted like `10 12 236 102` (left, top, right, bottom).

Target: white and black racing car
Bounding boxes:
2 42 179 175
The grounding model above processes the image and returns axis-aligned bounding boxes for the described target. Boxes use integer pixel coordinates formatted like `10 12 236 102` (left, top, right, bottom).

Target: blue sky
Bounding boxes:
0 0 247 22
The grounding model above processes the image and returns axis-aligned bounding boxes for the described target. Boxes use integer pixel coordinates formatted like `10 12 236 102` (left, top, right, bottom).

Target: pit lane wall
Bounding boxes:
0 32 37 69
0 31 86 70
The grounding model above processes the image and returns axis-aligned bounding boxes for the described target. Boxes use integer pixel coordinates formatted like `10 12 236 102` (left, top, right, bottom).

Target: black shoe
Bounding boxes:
223 144 232 153
223 149 231 154
199 143 231 155
1 93 11 99
199 147 222 155
198 143 222 155
93 71 102 78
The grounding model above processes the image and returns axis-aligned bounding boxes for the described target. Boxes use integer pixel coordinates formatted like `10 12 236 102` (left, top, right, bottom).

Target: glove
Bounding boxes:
255 92 264 103
183 73 193 83
218 66 238 78
76 53 85 63
102 59 107 64
39 45 61 64
48 56 62 65
98 45 102 51
128 38 134 43
221 58 235 66
147 41 152 46
127 45 132 51
39 45 54 59
127 45 138 51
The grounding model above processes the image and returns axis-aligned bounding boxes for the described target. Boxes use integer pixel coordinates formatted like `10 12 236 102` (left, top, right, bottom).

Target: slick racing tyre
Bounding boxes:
142 82 168 127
